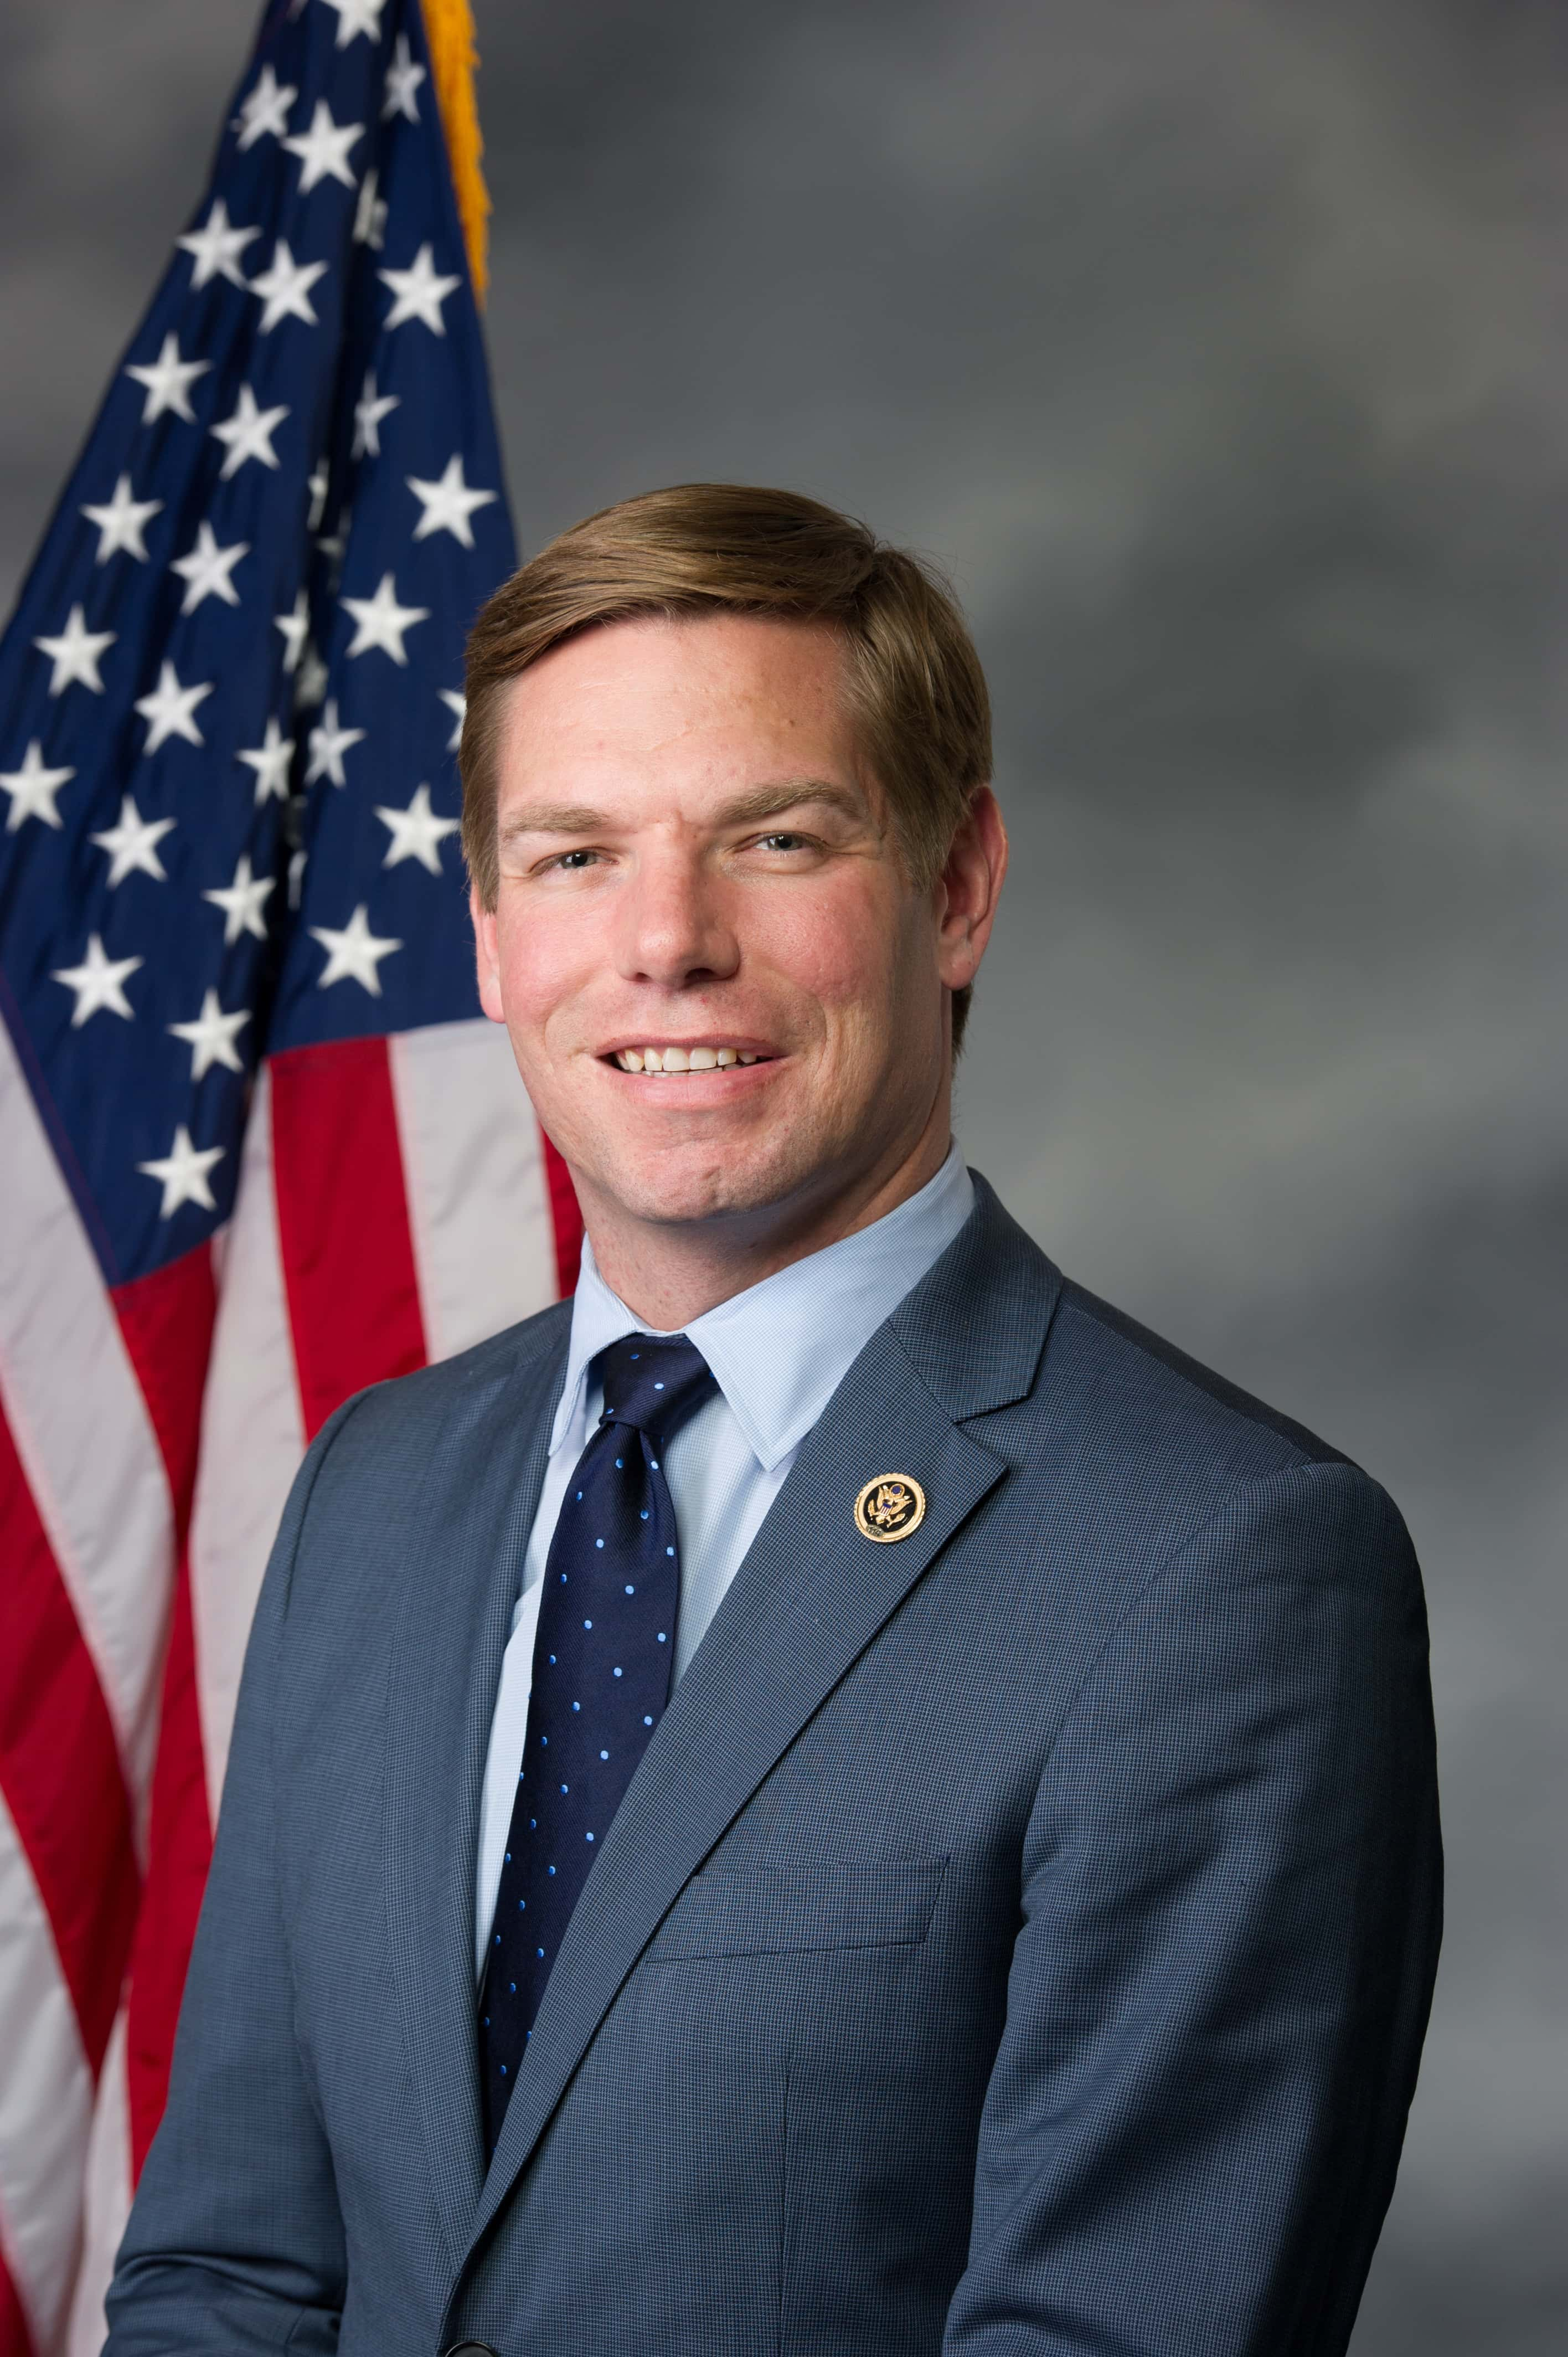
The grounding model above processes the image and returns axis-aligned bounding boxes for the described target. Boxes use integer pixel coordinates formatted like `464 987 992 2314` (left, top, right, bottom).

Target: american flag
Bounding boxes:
0 5 579 2350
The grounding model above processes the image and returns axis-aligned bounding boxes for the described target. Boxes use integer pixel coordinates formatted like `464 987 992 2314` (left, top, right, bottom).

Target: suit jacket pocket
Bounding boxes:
651 1856 950 1960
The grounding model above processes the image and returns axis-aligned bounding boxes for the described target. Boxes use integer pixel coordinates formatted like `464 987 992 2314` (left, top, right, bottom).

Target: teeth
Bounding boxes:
615 1045 764 1073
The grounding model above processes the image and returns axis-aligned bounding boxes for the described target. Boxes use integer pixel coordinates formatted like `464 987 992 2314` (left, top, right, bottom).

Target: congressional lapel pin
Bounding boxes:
853 1473 927 1543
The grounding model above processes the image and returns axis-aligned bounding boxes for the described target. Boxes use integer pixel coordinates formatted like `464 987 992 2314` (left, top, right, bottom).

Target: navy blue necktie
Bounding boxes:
478 1331 716 2157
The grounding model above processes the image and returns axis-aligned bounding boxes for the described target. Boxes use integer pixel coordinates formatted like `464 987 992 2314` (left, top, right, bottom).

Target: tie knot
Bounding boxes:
597 1332 716 1438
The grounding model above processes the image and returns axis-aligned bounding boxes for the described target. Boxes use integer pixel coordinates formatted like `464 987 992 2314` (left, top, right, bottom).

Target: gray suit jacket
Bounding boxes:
107 1176 1441 2356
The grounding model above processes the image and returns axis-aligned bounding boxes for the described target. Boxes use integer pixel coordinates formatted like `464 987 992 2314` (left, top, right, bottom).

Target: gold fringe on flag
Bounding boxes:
420 0 491 303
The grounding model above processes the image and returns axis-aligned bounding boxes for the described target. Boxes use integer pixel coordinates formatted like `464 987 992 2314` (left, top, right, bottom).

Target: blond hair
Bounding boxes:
461 483 992 1048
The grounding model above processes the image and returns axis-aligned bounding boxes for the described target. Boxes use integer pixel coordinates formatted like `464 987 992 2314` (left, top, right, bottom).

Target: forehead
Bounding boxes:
492 613 862 797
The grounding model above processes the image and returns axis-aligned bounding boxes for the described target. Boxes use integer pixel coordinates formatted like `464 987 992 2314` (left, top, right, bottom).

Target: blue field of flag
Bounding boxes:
0 0 515 1285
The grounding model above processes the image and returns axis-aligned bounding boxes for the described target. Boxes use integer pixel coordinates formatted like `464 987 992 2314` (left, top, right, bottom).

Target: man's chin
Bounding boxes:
571 1138 826 1237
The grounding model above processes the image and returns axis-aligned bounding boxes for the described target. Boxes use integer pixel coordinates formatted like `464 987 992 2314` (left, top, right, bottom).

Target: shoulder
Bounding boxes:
911 1170 1351 1486
1048 1274 1351 1477
256 1295 572 1641
931 1177 1415 1607
1042 1276 1419 1594
300 1294 572 1482
1027 1289 1431 1843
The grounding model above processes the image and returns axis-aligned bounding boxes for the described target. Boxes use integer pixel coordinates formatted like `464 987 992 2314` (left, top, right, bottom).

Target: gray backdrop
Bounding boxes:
4 2 1564 2349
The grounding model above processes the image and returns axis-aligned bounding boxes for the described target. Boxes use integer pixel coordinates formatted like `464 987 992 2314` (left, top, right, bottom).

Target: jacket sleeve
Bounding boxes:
104 1396 369 2357
943 1457 1442 2357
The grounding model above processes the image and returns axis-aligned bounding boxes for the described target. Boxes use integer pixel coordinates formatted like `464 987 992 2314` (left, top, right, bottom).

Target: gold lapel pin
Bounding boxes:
853 1473 927 1543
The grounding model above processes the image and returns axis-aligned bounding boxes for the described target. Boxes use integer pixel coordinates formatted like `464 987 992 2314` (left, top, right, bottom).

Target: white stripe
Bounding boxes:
0 1017 173 1809
390 1018 558 1365
188 1069 307 1815
0 1790 94 2355
64 2009 132 2357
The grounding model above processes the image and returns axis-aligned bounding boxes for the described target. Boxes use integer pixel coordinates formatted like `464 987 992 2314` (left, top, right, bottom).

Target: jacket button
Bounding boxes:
441 2345 499 2356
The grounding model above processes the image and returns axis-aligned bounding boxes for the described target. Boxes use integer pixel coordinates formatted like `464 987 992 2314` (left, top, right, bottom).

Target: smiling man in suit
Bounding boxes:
107 485 1442 2357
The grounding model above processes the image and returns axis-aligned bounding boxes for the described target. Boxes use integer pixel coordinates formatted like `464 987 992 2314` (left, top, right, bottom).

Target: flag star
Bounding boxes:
80 474 162 564
439 688 466 752
376 783 460 874
135 661 213 752
352 369 399 459
125 332 211 424
177 198 260 289
406 454 497 549
379 243 461 334
204 852 275 944
33 605 115 695
316 513 350 585
51 934 142 1027
353 166 387 250
283 99 363 192
311 904 402 995
305 698 366 785
90 794 176 886
171 520 250 614
211 383 289 478
275 589 310 672
383 32 425 120
235 63 296 150
249 238 328 332
295 645 329 711
238 716 295 804
320 0 386 45
1 742 75 832
168 989 250 1081
137 1125 224 1218
341 570 429 665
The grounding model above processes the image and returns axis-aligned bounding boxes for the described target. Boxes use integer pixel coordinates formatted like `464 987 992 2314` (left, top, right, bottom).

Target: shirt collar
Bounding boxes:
551 1145 976 1470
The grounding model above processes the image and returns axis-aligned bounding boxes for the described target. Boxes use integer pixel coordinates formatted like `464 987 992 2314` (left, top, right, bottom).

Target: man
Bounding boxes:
107 485 1441 2357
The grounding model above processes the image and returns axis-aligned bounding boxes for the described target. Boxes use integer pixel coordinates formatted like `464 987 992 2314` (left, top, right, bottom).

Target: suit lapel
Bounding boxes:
466 1274 1029 2252
384 1316 568 2263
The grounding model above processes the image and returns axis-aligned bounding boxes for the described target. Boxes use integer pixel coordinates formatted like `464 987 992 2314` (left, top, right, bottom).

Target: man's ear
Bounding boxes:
935 785 1008 994
471 882 505 1023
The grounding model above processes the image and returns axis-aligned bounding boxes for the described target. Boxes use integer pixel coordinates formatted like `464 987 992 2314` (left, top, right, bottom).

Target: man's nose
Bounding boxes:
612 853 739 991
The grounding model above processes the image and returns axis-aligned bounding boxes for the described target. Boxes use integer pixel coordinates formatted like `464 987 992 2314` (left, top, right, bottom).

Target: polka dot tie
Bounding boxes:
478 1332 717 2158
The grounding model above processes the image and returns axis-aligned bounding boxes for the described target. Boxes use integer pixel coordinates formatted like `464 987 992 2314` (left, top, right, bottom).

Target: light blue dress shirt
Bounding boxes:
473 1145 975 1969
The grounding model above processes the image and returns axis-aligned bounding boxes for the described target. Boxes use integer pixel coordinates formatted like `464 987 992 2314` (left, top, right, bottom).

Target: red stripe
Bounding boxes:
110 1247 220 2178
0 2247 34 2357
0 1404 139 2073
271 1036 429 1438
541 1132 582 1299
112 1243 217 1543
125 1553 210 2180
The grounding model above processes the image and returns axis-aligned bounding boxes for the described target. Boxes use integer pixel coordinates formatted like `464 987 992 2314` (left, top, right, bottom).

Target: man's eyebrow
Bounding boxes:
497 804 607 841
496 780 870 844
711 779 869 829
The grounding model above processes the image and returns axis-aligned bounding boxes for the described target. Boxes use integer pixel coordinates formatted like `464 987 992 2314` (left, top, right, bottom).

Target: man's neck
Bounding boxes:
577 1113 955 1332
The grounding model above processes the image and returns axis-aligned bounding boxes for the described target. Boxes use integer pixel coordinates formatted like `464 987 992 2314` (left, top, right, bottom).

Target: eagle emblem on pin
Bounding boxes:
853 1473 926 1542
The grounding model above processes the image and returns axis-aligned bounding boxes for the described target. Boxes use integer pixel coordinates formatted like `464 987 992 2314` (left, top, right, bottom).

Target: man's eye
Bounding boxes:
553 848 599 871
756 832 809 852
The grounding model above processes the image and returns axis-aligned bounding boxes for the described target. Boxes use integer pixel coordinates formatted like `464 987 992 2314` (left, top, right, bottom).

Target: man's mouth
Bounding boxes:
606 1045 773 1074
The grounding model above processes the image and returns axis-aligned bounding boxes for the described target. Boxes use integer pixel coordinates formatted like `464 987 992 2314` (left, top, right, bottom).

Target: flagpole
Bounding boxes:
421 0 491 301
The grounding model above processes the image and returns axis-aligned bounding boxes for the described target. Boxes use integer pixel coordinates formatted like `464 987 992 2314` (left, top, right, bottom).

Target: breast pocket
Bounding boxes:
651 1856 950 1960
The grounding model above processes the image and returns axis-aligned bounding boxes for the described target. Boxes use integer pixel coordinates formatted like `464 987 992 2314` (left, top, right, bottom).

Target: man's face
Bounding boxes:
472 613 967 1242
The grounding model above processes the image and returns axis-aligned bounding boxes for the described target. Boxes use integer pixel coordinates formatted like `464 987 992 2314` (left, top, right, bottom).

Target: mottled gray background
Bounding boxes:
4 2 1565 2348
